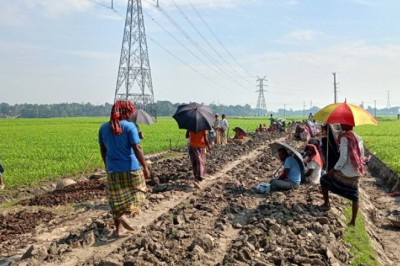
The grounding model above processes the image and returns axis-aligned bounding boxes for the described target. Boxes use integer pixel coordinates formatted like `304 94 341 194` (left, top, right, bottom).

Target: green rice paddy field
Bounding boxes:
0 116 399 188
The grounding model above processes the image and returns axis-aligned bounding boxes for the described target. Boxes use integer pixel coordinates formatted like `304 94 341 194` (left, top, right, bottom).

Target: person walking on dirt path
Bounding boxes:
319 123 365 226
270 148 301 192
212 114 221 145
220 114 229 145
0 162 5 190
99 100 150 237
186 130 211 188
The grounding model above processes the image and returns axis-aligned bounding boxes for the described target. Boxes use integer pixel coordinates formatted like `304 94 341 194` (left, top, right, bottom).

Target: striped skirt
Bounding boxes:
320 170 360 202
106 170 147 220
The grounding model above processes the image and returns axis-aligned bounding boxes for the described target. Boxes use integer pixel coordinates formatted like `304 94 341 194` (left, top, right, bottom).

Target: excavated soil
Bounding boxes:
0 132 399 266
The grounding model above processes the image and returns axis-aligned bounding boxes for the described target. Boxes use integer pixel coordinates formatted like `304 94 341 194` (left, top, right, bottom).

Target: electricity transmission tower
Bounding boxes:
387 90 391 108
255 76 267 116
114 0 155 115
333 72 338 103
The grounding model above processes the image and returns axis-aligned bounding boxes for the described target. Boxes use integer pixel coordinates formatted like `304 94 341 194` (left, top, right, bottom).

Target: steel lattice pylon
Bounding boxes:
255 76 267 116
114 0 155 115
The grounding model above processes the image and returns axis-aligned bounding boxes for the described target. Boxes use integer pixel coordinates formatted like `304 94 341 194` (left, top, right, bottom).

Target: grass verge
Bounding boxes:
343 201 379 266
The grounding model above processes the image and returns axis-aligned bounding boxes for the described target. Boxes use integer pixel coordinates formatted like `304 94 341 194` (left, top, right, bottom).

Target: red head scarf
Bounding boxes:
109 100 135 135
305 144 324 168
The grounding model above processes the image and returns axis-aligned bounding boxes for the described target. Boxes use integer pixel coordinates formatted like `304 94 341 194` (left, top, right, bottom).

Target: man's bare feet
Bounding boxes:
348 221 356 226
319 204 331 212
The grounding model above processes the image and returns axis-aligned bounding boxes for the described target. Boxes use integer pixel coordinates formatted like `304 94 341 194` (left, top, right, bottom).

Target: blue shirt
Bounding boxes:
284 156 301 185
98 120 141 172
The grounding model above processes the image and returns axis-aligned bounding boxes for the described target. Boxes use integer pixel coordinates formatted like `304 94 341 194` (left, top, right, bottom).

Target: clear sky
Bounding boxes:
1 0 399 111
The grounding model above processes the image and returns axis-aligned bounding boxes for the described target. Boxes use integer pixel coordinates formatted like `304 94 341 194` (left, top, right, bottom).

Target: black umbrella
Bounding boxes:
130 109 154 125
172 102 214 133
269 141 306 174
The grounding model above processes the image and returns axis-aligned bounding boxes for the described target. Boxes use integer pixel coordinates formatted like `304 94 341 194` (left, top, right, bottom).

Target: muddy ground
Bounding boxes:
0 132 399 266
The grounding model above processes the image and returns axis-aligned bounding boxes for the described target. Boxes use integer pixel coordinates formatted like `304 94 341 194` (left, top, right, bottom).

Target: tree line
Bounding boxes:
0 101 397 119
0 101 255 118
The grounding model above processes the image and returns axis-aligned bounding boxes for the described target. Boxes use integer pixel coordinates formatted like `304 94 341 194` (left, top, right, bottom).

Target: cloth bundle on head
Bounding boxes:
338 131 365 175
110 100 135 135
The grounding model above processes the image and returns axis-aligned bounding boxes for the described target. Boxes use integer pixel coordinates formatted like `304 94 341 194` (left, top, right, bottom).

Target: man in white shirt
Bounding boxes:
319 124 365 226
212 114 221 145
220 114 229 145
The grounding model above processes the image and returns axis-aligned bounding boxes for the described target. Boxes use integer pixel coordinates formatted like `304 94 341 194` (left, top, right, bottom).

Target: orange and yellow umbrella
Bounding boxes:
313 102 378 126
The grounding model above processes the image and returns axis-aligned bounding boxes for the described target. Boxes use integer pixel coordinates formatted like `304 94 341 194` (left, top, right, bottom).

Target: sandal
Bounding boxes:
118 215 136 231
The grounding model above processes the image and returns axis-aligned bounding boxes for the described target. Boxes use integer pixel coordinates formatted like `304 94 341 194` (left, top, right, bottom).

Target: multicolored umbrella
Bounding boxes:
313 102 378 126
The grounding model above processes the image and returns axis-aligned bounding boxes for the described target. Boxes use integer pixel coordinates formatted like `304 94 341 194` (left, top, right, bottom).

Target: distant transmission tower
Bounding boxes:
333 72 338 103
114 0 155 115
255 76 267 116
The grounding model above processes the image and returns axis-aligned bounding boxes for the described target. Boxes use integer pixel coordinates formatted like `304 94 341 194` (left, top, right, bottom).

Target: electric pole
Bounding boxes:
255 76 268 116
374 100 377 117
333 72 337 103
283 104 286 118
114 0 156 115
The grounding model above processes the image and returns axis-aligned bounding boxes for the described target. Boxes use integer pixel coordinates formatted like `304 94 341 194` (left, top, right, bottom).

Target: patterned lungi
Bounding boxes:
320 170 360 202
107 170 147 220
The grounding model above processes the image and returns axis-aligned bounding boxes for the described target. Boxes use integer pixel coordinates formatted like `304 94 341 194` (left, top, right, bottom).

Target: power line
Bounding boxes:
153 3 249 90
172 0 251 83
86 1 243 94
186 0 253 79
148 36 243 94
84 1 251 95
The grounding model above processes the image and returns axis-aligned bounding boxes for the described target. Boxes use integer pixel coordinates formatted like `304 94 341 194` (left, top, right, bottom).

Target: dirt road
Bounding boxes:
0 132 399 266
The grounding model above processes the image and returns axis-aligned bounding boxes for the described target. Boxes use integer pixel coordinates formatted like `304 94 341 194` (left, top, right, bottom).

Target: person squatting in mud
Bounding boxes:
98 100 150 237
319 123 365 226
270 148 302 192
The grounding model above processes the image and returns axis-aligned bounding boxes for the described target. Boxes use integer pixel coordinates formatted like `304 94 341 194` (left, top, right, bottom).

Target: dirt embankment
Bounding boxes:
0 132 399 266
